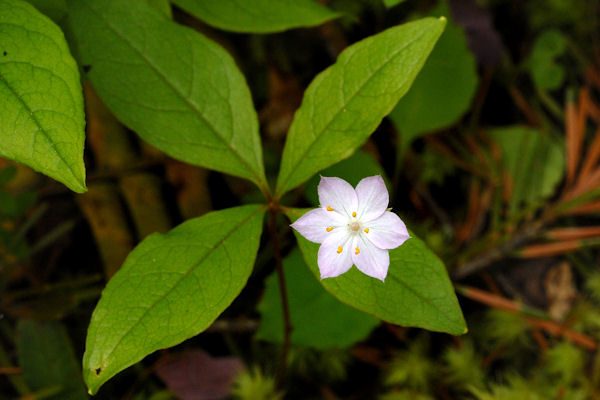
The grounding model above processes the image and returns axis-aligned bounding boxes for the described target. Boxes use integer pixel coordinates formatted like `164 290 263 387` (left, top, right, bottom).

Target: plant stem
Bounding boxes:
537 86 565 121
267 209 292 387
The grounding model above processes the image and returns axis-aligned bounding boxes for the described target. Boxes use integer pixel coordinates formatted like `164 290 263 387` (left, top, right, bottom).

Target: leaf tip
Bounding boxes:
436 16 448 31
73 182 88 194
83 367 103 396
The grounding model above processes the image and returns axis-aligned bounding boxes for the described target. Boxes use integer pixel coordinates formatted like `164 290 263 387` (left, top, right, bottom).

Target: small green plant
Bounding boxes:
0 0 467 395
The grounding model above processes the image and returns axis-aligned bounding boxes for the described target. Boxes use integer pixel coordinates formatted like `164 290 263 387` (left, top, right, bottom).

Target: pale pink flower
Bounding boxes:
291 175 410 281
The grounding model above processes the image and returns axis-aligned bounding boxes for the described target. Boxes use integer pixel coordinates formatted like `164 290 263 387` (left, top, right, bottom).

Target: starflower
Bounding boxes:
291 175 410 281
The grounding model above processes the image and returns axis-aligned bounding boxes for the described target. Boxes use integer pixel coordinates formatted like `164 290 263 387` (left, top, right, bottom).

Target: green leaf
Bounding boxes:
172 0 340 33
488 126 564 216
383 0 406 8
526 29 567 91
390 4 477 150
83 205 266 394
285 208 466 335
16 319 88 400
304 150 387 206
257 247 379 348
67 0 268 190
148 0 172 18
0 0 86 193
276 17 446 196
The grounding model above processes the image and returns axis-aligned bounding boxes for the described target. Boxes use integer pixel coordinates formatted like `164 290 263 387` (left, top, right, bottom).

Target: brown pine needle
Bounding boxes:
564 166 600 201
531 328 550 351
563 200 600 215
456 180 481 245
577 88 590 135
578 128 600 184
0 366 22 375
525 318 597 350
519 240 582 258
457 285 597 350
585 94 600 124
464 135 490 170
508 86 542 126
547 226 600 241
586 65 600 91
456 285 529 314
565 91 582 186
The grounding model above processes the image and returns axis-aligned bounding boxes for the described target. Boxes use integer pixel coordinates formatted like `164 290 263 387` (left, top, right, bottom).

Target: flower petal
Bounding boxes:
364 211 410 250
318 176 357 219
290 208 342 243
317 229 354 279
352 234 390 281
356 175 388 221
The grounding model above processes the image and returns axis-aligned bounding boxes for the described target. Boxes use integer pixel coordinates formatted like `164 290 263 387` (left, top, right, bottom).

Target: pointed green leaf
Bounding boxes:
83 205 266 394
0 0 86 193
276 17 446 196
257 247 379 349
285 208 466 335
390 4 478 149
172 0 340 33
16 319 88 400
67 0 267 189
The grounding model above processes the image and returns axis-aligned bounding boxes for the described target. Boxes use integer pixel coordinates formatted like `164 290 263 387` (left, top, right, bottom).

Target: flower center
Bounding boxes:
350 221 360 232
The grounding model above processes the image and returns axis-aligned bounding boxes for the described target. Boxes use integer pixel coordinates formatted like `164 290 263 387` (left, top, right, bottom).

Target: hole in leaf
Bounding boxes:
95 367 102 375
2 51 6 56
83 65 92 73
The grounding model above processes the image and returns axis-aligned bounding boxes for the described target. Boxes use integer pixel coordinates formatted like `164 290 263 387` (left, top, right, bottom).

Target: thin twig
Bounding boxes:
508 85 542 127
452 222 543 279
268 209 292 387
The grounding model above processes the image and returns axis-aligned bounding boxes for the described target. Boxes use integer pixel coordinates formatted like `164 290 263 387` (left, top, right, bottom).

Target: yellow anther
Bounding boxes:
337 246 343 254
364 228 369 233
326 227 333 232
352 211 356 217
326 206 334 211
355 247 360 255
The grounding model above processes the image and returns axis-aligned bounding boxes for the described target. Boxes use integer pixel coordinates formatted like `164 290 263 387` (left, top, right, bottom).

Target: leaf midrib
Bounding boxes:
82 1 264 185
91 205 264 372
0 69 81 185
277 23 433 194
387 268 464 331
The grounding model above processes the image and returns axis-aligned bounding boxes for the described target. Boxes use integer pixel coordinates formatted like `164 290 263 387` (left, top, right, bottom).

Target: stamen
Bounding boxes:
326 206 334 211
352 211 356 217
337 246 343 254
355 247 360 255
326 227 333 232
364 228 369 233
